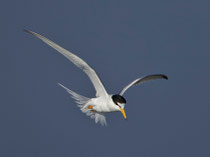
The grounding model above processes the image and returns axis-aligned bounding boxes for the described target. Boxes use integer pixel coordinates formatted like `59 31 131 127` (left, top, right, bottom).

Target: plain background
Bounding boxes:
1 0 210 157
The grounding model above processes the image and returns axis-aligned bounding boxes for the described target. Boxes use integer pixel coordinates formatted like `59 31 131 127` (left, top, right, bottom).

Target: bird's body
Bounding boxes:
25 30 168 126
90 96 118 113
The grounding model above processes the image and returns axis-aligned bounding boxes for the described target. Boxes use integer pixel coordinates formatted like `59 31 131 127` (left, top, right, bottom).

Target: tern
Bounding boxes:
25 30 168 126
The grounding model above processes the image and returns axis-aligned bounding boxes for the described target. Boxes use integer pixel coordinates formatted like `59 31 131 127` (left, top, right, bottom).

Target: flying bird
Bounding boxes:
24 30 168 126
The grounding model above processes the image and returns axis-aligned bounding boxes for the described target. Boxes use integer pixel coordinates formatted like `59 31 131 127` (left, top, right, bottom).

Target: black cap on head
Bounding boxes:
112 95 126 104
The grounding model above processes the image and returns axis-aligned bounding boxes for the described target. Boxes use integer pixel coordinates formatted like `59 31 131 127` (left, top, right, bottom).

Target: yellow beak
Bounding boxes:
120 109 127 120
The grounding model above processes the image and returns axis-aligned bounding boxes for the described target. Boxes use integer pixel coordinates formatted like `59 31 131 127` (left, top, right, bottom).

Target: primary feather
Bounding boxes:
120 74 168 95
24 30 108 98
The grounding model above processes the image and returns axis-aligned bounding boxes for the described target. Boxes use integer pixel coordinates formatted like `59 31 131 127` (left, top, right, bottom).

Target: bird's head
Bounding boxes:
112 95 127 120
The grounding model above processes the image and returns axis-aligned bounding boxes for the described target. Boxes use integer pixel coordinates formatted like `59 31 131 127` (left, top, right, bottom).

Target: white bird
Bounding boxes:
24 30 168 126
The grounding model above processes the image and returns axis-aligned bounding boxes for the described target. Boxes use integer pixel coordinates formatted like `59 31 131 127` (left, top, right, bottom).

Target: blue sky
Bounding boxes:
1 0 210 157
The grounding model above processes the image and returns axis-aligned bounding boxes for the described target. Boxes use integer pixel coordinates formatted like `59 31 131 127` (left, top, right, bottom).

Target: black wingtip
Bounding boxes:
23 29 29 33
162 75 168 80
23 29 32 34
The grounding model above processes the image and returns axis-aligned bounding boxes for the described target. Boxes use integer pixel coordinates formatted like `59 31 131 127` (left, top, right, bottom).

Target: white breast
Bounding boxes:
89 95 119 113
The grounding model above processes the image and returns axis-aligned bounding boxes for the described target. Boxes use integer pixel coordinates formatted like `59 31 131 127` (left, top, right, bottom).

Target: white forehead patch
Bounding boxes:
117 102 125 109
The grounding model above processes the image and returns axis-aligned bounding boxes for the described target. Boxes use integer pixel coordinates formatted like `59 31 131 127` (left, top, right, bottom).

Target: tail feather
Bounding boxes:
58 83 89 105
58 83 107 126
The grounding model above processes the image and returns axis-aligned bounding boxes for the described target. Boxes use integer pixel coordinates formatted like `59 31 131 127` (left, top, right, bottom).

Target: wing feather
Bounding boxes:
119 74 168 95
24 30 108 97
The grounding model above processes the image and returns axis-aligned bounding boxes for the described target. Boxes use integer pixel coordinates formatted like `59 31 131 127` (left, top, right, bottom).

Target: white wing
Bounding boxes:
25 30 108 97
119 74 168 95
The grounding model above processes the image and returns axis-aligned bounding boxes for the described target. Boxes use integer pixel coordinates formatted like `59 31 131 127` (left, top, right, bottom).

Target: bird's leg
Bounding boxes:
88 105 96 112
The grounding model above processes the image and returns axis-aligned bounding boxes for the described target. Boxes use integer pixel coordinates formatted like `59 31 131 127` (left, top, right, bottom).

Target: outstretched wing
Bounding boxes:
119 74 168 95
24 30 108 97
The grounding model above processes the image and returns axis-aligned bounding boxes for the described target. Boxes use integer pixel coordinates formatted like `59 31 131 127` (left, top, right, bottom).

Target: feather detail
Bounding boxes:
58 83 107 126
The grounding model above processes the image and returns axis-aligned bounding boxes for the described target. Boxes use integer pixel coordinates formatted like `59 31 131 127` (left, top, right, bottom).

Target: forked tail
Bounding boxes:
58 83 107 126
58 83 90 106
